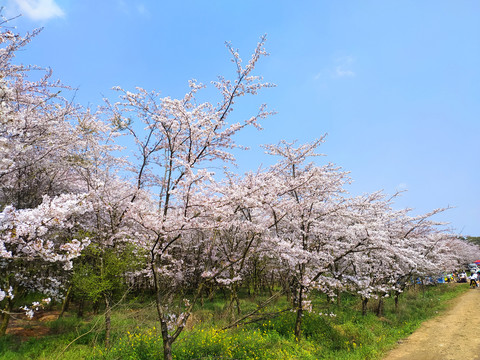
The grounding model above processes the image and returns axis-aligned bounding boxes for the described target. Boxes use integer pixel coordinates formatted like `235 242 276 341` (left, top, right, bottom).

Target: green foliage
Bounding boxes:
72 243 146 302
465 236 480 247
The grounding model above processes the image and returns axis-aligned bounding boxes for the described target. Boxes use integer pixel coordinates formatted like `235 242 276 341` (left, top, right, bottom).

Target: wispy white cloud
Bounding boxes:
116 0 149 17
11 0 64 21
117 0 128 14
136 4 148 16
334 67 355 78
313 55 356 82
333 56 356 78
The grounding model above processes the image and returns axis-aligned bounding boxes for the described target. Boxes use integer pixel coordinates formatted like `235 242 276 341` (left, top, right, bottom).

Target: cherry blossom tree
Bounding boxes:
335 196 467 315
0 194 91 334
197 170 277 319
0 18 115 335
107 36 274 360
261 138 354 340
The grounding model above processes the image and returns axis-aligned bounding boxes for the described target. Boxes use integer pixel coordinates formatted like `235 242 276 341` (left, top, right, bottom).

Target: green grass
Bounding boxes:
0 283 469 360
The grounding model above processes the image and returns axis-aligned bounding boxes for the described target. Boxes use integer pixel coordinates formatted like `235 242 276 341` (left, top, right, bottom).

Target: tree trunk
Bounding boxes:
394 292 399 312
268 272 275 296
229 284 241 316
285 280 291 304
58 285 72 319
163 339 173 360
77 298 85 318
235 291 241 315
207 286 215 301
361 297 368 316
152 253 175 360
294 285 304 341
104 294 111 348
376 297 384 317
252 261 258 297
0 298 13 337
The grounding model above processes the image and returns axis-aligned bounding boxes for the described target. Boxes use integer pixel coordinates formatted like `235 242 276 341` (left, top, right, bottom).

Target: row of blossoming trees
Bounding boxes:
0 21 478 359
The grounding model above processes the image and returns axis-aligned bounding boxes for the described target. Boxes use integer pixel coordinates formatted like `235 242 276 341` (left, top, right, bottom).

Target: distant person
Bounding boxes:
470 272 478 288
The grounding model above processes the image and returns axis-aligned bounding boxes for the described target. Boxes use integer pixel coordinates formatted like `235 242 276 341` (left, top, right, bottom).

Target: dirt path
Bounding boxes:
383 288 480 360
5 311 59 339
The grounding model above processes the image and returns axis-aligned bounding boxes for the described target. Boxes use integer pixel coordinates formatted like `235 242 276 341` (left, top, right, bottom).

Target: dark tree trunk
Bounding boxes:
163 338 173 360
0 298 13 336
294 285 304 341
58 285 72 319
376 297 384 317
77 298 85 318
362 297 368 316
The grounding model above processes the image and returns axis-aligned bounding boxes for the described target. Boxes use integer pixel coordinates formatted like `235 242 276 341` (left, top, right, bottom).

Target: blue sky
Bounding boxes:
4 0 480 235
